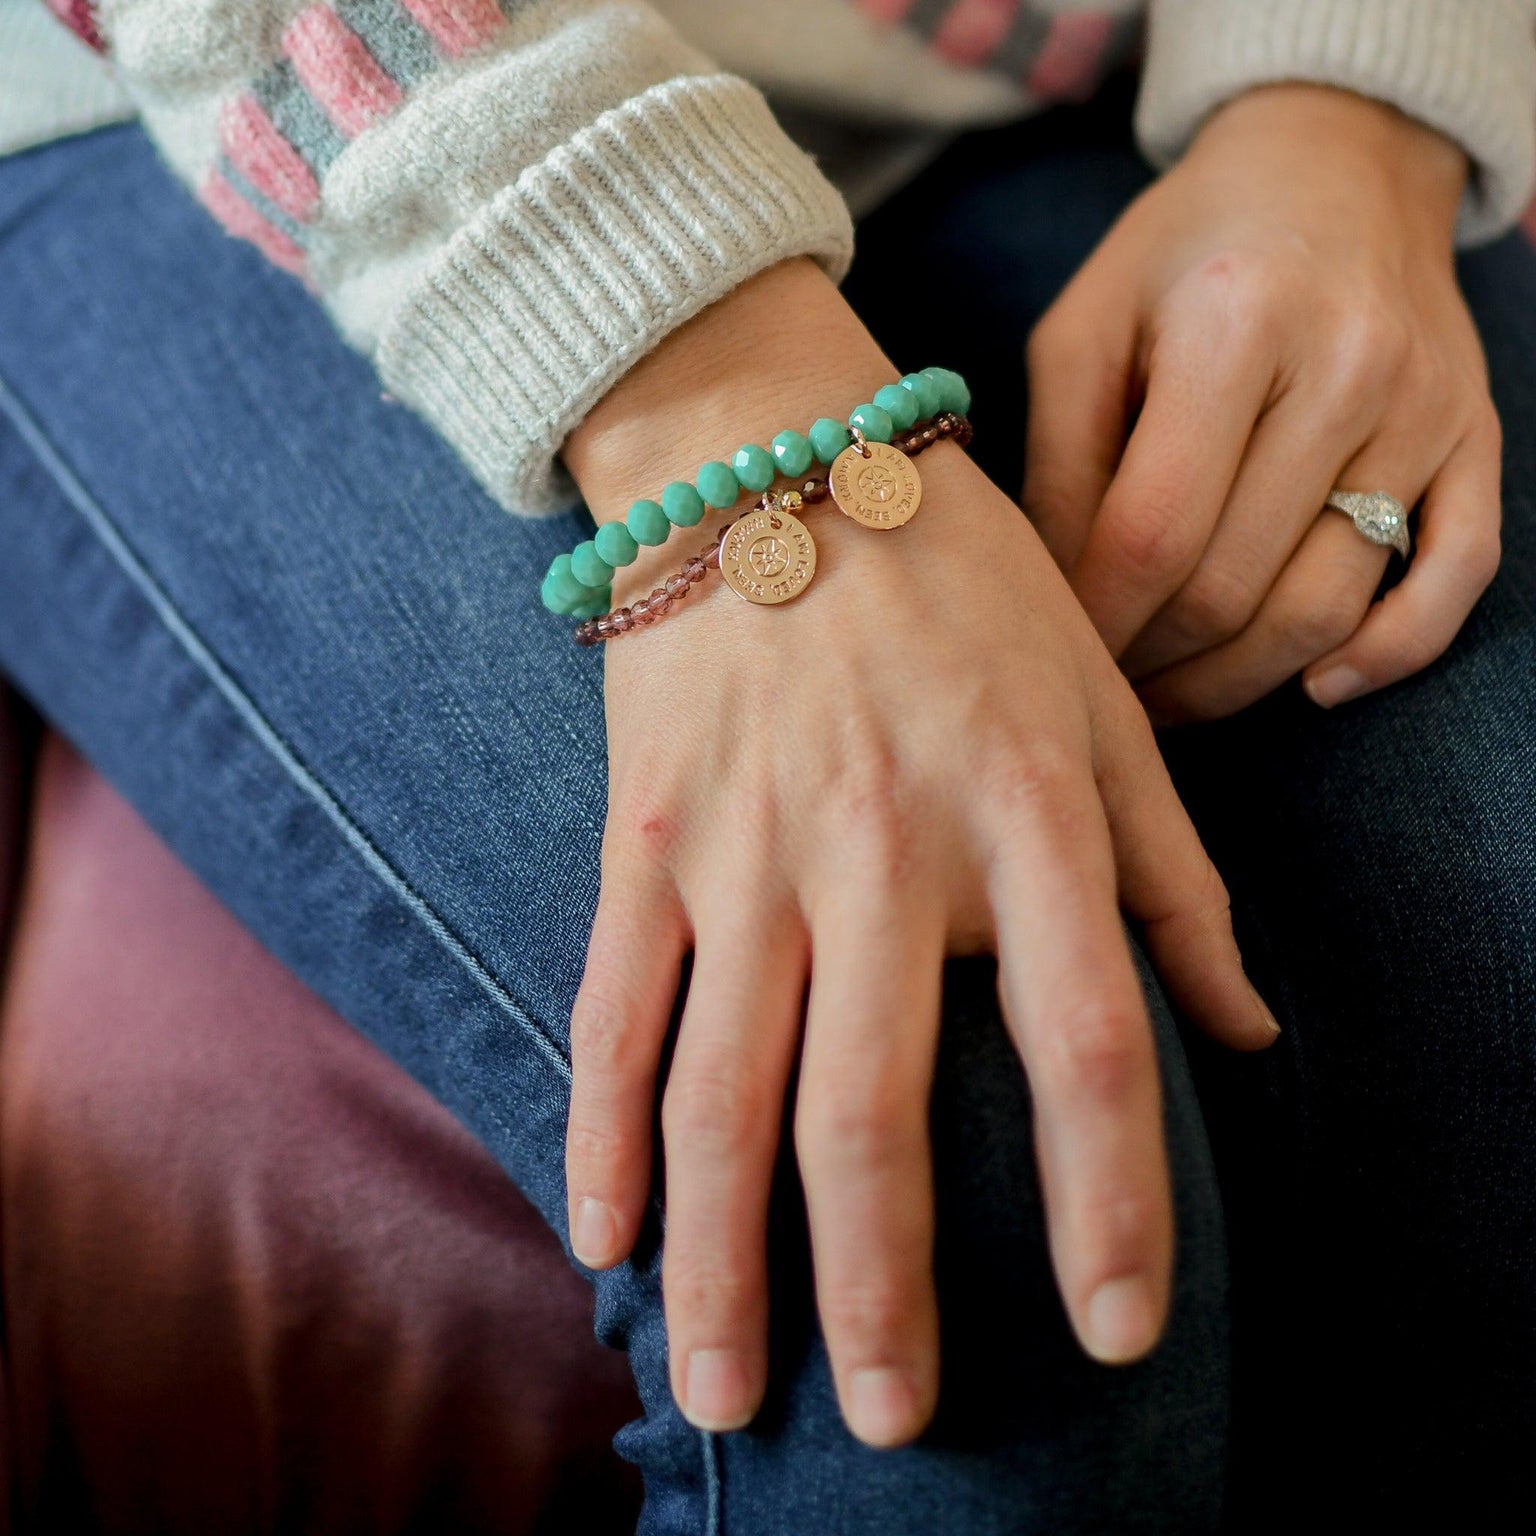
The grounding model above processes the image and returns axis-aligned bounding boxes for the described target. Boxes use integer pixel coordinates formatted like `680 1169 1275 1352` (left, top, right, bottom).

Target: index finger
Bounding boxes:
1071 315 1275 657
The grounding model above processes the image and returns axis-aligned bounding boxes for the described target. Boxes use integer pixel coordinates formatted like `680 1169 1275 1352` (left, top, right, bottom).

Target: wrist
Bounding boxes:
562 258 894 523
1193 83 1467 240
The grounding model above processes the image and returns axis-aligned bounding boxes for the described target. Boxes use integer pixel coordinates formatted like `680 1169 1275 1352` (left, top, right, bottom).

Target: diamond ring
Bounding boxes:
1325 490 1411 560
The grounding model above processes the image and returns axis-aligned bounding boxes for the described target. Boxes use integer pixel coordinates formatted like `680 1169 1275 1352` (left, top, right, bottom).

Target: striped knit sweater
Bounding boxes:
20 0 1536 516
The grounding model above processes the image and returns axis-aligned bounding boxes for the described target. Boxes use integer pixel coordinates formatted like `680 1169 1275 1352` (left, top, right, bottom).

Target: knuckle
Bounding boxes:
817 1279 916 1349
570 989 646 1079
1182 250 1282 340
606 790 683 864
565 1116 629 1173
981 740 1085 831
1321 304 1407 402
664 1249 759 1322
1283 573 1368 654
661 1062 765 1161
794 1083 913 1171
1100 491 1199 581
1170 564 1263 646
1037 1003 1151 1106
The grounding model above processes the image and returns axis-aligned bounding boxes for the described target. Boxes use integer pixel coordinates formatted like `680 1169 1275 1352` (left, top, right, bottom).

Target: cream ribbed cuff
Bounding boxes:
376 73 854 516
1136 0 1536 245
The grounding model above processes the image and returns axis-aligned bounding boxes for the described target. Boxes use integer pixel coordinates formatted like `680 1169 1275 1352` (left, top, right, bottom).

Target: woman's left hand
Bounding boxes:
1023 82 1502 720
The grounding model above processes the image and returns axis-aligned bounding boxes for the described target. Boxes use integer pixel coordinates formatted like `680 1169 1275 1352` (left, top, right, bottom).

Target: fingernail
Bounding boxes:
1084 1277 1160 1364
1303 664 1367 709
1252 987 1282 1038
572 1197 617 1267
684 1349 755 1432
847 1367 919 1447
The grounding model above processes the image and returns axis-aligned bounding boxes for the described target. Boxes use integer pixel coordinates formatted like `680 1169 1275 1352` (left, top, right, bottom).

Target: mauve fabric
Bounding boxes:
0 733 642 1534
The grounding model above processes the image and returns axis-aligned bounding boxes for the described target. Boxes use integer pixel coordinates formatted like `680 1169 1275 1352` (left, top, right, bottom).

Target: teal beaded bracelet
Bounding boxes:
540 366 970 616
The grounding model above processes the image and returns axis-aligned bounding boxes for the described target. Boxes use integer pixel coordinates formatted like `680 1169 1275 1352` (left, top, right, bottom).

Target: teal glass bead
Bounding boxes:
570 540 614 589
899 371 942 418
921 366 971 414
541 570 570 614
771 429 813 477
809 417 851 464
696 461 739 510
848 402 894 443
662 480 707 527
731 444 775 493
570 589 612 620
594 520 639 568
545 553 588 611
873 383 918 432
627 498 671 545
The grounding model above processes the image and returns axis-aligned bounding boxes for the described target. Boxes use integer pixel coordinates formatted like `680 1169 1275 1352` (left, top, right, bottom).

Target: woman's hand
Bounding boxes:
1023 84 1502 721
560 261 1276 1449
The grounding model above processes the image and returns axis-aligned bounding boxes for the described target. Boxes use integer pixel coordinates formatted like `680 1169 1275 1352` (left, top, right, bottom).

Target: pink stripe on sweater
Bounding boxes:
283 5 403 139
219 96 320 222
201 170 307 276
1026 12 1114 101
931 0 1024 68
399 0 506 58
856 0 921 23
44 0 106 53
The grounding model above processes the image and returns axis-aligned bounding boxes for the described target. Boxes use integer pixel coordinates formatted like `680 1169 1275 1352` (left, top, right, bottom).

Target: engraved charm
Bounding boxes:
719 499 817 605
830 440 922 530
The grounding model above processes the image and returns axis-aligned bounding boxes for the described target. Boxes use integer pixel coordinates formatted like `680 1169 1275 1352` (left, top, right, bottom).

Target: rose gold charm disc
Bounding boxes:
829 441 922 529
719 505 817 605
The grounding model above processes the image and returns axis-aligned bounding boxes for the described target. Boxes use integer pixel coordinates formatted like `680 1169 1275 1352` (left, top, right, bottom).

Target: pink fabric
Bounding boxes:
1025 11 1115 100
0 736 641 1533
931 0 1024 68
201 168 308 275
219 95 321 222
43 0 105 53
855 0 921 23
283 5 404 138
399 0 506 58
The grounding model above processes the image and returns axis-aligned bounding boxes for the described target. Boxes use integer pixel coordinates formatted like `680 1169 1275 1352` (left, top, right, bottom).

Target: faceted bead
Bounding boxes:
921 366 970 414
731 444 775 493
545 553 588 611
848 402 894 443
627 497 671 545
683 556 706 582
650 588 673 616
661 481 706 527
595 616 615 638
898 371 942 418
540 570 570 614
696 461 739 509
809 416 851 464
571 588 612 620
594 521 639 567
570 540 614 589
665 573 691 599
612 609 634 633
632 596 652 621
873 383 919 432
771 429 813 478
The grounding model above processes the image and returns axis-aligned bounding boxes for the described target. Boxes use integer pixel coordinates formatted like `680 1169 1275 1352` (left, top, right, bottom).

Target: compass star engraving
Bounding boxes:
747 536 790 578
857 464 898 502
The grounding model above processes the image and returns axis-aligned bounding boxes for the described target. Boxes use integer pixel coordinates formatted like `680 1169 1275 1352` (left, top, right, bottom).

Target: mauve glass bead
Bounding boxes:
613 610 634 633
683 557 705 582
665 574 690 599
595 616 614 637
632 596 652 619
651 588 673 614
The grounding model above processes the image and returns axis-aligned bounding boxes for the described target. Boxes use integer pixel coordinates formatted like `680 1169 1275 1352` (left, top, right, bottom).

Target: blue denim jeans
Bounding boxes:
0 92 1532 1531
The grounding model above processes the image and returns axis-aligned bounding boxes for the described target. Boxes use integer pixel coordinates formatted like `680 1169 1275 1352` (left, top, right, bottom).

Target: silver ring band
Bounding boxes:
1326 490 1411 560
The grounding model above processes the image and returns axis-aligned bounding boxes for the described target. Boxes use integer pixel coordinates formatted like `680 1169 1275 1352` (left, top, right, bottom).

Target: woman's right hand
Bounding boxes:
560 261 1278 1450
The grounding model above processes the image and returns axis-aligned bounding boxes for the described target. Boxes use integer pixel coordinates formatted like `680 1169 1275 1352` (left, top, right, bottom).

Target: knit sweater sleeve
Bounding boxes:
1136 0 1536 245
74 1 853 515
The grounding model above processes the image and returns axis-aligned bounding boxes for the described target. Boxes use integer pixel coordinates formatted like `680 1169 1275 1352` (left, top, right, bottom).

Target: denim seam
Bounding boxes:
0 367 573 1085
702 1428 722 1536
